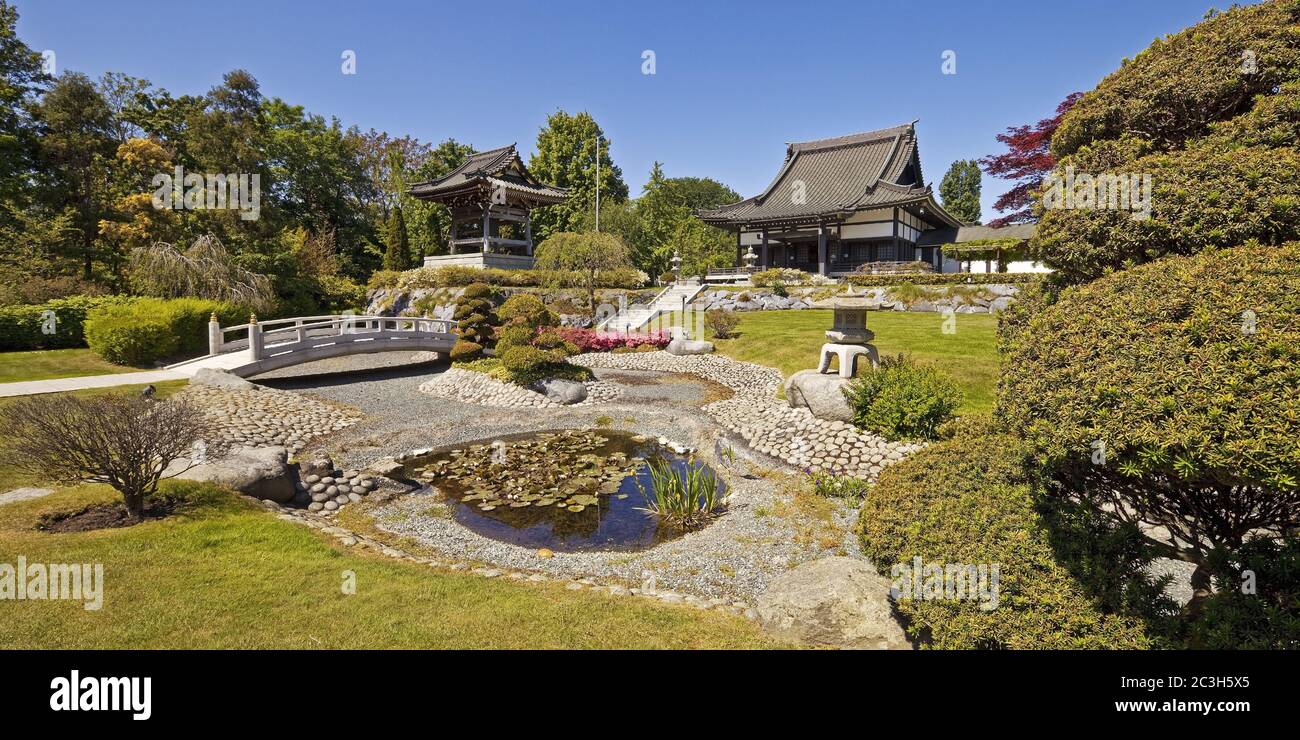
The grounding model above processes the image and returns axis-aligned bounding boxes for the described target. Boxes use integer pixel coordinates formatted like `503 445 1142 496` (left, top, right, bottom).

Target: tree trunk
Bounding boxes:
123 490 145 521
1184 562 1214 620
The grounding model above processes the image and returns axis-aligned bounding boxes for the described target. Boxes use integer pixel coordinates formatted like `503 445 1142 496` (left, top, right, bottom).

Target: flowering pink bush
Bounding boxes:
546 326 670 352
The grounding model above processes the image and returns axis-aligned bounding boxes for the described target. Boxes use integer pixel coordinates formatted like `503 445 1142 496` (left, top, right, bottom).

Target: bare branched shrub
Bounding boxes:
0 394 222 519
128 235 276 312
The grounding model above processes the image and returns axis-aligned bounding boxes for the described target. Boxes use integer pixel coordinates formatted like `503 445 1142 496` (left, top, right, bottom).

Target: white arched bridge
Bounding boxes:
165 314 457 378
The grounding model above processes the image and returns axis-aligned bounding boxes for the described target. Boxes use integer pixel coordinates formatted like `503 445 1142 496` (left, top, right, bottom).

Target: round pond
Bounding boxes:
404 429 721 552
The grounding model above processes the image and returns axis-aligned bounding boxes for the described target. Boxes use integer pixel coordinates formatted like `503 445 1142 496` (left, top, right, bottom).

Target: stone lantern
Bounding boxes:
742 245 758 269
817 293 880 378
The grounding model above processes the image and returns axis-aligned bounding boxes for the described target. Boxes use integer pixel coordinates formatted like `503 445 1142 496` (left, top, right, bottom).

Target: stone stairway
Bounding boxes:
597 282 704 332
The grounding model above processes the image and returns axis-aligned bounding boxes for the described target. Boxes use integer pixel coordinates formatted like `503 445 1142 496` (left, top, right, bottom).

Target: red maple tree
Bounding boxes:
979 92 1083 227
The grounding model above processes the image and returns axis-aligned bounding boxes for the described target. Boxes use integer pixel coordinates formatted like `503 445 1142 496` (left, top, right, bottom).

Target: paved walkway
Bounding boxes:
0 370 188 398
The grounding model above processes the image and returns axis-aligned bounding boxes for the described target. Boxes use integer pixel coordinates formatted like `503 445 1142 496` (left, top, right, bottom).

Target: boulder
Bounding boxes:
191 368 258 392
174 445 296 503
529 378 588 405
367 457 405 478
784 369 854 422
666 338 714 356
756 556 910 650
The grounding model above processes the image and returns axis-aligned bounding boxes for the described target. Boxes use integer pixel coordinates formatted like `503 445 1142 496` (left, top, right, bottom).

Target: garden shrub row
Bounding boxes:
0 295 132 351
84 298 246 366
368 265 648 291
845 272 1045 287
857 433 1155 649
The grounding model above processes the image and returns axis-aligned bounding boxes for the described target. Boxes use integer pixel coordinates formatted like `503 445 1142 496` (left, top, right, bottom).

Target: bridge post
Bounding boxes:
208 313 222 355
248 314 264 360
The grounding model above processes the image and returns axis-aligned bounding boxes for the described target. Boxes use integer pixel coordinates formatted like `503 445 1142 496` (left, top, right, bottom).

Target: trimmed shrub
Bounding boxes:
448 341 483 362
844 354 961 441
497 293 558 330
84 312 177 366
1031 1 1300 284
367 265 646 292
858 434 1154 649
532 329 580 357
846 272 1044 288
493 324 535 353
84 298 244 365
450 282 496 360
0 295 132 351
998 245 1300 599
499 345 569 385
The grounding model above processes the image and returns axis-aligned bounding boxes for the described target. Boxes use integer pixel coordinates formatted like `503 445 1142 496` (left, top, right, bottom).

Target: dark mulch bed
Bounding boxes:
37 498 183 533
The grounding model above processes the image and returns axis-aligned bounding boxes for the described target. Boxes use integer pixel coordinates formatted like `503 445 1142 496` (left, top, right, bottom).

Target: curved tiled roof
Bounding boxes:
408 144 567 203
699 123 961 228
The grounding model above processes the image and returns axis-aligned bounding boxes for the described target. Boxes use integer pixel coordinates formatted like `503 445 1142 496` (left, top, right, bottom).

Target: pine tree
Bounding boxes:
382 205 411 271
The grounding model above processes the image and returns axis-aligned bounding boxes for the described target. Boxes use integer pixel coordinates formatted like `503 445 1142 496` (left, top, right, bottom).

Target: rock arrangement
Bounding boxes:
178 384 363 454
691 284 1020 314
296 451 380 513
692 289 814 312
418 367 620 408
573 351 920 480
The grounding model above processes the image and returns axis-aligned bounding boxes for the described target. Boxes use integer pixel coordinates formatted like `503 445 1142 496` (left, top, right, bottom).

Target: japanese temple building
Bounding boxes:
698 123 1040 277
409 144 567 270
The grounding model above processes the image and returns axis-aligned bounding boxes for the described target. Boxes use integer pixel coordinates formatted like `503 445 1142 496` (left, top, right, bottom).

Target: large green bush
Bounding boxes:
0 295 131 351
84 298 244 365
1031 1 1300 284
858 434 1154 649
843 354 961 441
998 245 1300 601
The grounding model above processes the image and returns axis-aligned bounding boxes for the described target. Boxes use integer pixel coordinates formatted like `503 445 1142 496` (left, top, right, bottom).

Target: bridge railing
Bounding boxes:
209 314 455 359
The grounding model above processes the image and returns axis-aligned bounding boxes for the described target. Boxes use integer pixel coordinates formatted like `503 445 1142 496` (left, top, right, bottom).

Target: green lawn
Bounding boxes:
0 348 137 383
0 481 781 649
704 309 999 414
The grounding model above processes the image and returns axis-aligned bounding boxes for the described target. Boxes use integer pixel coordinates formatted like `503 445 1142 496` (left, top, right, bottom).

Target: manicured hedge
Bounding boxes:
368 265 648 291
0 295 132 351
845 272 1044 287
84 298 245 366
998 245 1300 564
857 434 1153 649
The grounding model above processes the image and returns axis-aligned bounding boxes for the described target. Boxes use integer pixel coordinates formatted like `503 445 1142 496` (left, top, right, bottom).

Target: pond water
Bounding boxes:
403 430 719 552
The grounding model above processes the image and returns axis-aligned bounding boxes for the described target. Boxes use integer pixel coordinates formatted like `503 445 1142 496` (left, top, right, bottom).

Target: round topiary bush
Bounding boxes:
858 433 1153 649
843 354 962 441
999 244 1300 603
496 293 557 330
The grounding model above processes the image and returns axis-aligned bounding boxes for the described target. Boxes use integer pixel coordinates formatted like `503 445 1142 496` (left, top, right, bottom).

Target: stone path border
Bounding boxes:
572 351 921 480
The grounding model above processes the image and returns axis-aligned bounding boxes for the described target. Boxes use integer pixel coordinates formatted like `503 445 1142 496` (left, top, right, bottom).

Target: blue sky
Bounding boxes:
14 0 1221 217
